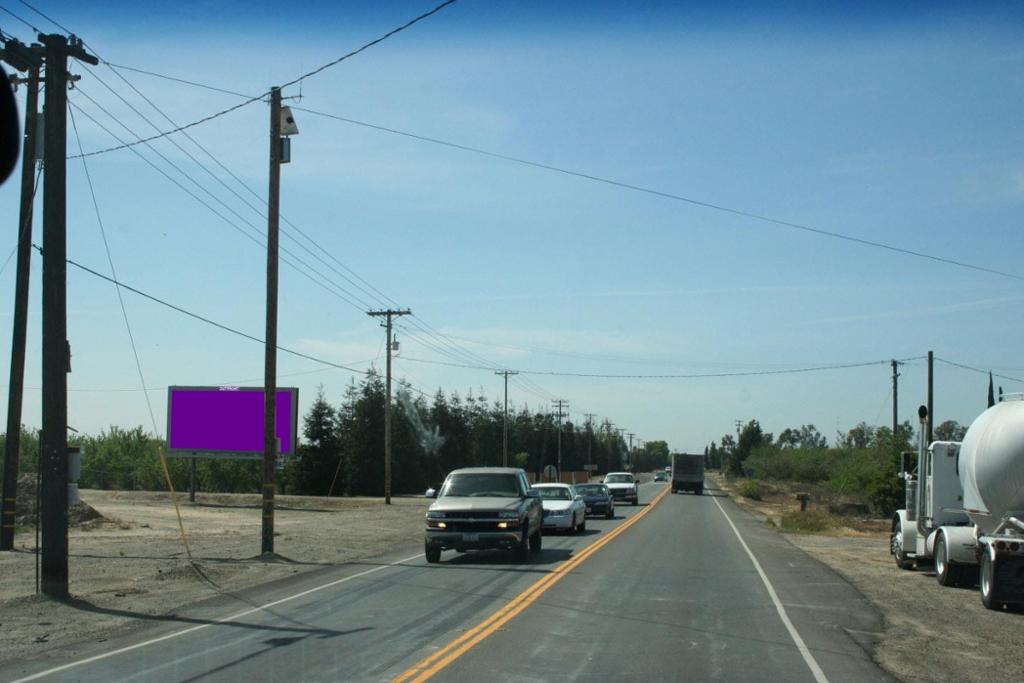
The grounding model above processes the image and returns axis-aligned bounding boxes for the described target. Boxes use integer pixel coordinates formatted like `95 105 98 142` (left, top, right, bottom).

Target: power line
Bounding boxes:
279 0 458 90
67 0 459 159
68 95 375 313
47 249 384 377
68 103 161 438
0 165 40 278
73 70 382 312
399 355 925 379
935 357 1024 385
15 0 68 34
291 106 1023 282
0 4 40 33
102 63 254 98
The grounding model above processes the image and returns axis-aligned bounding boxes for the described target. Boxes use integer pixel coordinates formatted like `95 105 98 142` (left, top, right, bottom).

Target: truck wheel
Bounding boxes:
891 521 915 571
529 527 542 553
605 506 613 519
579 517 586 533
425 543 441 564
935 533 956 587
980 551 1005 610
697 486 704 496
513 528 529 563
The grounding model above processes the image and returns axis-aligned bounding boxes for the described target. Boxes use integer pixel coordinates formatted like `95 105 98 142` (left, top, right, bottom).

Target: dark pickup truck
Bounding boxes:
424 467 543 563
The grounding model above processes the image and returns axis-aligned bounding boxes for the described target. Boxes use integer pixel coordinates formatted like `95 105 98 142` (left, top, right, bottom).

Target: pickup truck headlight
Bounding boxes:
496 511 518 519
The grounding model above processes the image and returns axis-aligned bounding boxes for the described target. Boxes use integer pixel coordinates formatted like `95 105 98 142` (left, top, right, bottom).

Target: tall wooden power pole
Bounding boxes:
584 413 596 468
552 399 569 479
1 43 41 552
926 350 934 446
495 370 518 466
367 309 410 504
38 34 96 597
262 86 282 556
891 359 899 449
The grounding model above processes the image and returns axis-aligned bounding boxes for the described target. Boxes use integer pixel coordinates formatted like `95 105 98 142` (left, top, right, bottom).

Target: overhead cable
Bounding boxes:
67 0 459 159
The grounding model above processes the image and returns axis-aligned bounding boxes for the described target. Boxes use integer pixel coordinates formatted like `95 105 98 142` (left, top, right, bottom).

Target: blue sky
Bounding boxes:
1 0 1022 452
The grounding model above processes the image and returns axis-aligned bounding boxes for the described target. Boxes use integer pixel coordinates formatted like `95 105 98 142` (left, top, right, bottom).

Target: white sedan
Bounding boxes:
533 483 587 534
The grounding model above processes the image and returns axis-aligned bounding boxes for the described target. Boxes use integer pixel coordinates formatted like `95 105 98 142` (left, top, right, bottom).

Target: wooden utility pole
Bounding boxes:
891 359 899 447
584 413 596 467
495 370 518 466
367 309 410 504
262 86 282 556
38 34 96 598
926 350 934 446
1 49 41 552
552 399 569 479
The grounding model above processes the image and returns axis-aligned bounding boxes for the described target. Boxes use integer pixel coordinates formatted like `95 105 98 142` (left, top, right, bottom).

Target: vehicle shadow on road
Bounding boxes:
438 547 574 568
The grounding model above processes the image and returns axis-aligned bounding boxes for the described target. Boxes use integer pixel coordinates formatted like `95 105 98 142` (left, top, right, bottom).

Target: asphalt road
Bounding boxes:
3 482 892 682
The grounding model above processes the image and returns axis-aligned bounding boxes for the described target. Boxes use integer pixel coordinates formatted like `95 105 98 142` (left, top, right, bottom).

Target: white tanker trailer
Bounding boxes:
891 397 1024 610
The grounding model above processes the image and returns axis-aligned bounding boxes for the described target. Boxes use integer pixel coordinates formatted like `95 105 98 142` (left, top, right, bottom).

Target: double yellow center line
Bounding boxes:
393 485 671 682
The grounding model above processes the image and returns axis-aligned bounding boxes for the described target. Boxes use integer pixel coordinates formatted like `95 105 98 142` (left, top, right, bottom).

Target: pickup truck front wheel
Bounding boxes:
529 527 542 553
513 528 530 563
425 542 441 564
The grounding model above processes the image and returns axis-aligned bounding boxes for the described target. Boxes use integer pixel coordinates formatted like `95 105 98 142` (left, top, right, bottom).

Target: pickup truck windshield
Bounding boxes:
440 474 520 497
605 475 634 484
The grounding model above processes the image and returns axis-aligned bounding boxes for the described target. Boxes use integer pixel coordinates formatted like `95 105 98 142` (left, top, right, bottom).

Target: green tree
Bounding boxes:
294 386 342 496
935 420 967 442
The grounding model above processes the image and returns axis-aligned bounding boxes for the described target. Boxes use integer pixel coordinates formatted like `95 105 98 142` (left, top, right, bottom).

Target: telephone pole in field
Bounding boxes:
552 399 569 478
38 34 97 597
495 370 518 466
584 413 596 467
261 87 297 555
0 37 42 552
891 360 900 449
368 309 411 504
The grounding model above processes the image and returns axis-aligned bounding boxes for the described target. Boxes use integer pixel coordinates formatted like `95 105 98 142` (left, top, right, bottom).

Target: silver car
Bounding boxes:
533 483 587 534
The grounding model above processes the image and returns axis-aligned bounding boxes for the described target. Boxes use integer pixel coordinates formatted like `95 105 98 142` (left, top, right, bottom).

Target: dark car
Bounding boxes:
573 483 615 519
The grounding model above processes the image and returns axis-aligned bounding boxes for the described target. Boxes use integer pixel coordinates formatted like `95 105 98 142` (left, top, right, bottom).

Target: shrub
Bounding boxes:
780 511 834 534
738 480 764 500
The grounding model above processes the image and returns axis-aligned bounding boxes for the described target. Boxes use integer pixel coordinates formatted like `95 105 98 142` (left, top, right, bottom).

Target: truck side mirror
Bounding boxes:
526 489 540 499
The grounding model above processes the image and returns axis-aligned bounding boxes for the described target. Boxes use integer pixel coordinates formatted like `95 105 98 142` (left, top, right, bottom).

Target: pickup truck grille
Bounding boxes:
439 510 501 519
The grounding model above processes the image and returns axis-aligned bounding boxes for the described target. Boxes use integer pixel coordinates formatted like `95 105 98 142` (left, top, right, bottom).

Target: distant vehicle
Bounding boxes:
654 472 667 482
424 467 542 564
671 453 704 495
603 472 639 506
533 483 587 533
664 466 671 473
891 399 1024 610
573 483 615 519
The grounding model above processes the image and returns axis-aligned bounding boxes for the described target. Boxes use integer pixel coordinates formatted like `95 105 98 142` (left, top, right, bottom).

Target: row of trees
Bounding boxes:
705 418 969 515
1 372 646 497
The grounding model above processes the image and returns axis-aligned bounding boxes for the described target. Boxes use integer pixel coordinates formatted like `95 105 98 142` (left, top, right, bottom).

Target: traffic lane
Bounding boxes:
8 490 655 683
706 484 894 681
434 482 888 682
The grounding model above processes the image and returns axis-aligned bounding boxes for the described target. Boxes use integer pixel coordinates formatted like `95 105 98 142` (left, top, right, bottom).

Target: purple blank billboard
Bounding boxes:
167 386 299 457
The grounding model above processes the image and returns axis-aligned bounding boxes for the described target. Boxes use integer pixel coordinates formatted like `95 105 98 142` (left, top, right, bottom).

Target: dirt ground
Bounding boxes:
0 489 430 666
708 473 1024 682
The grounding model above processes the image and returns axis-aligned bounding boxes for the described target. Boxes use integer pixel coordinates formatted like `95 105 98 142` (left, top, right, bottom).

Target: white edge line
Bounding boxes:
712 495 829 683
10 552 425 683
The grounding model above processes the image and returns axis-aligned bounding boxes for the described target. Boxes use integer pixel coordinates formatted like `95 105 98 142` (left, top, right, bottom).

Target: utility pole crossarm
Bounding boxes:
367 309 411 504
